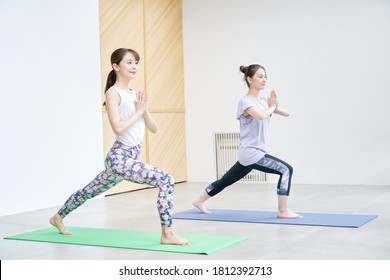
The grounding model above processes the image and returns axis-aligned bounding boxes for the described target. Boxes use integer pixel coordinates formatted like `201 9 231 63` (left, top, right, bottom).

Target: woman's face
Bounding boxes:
114 52 139 80
248 68 267 90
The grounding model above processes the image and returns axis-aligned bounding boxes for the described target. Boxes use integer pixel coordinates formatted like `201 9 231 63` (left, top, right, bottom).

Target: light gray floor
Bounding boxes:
1 182 389 260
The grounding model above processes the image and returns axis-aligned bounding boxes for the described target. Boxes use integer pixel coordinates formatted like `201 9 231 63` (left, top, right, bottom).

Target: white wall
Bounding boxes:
183 0 390 185
0 0 103 216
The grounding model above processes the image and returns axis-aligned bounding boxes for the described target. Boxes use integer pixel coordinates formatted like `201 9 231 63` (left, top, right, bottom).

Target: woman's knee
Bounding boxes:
286 163 293 175
167 174 175 186
159 172 174 188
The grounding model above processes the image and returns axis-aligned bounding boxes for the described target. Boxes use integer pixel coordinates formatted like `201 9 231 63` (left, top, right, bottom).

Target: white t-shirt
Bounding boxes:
236 95 271 166
110 86 145 147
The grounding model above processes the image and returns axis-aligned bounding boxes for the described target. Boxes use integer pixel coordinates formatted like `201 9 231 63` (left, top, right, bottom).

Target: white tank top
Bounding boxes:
110 86 145 147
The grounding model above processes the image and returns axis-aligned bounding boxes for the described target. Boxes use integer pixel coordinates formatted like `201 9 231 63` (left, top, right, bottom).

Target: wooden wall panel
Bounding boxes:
99 0 145 96
143 0 187 183
147 113 187 183
144 0 185 111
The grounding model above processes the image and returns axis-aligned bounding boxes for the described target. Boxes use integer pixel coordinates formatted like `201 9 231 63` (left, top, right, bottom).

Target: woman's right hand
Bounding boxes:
268 90 278 109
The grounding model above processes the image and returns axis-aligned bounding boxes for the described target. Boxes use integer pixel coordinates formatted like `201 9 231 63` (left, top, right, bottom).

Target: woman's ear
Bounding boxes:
112 63 120 71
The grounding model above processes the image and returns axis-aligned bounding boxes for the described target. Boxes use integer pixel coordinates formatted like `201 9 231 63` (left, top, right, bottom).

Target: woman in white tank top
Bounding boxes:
50 48 191 245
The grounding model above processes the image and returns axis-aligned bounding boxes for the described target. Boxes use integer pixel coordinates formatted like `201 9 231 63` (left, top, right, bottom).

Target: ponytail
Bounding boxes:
103 70 116 107
104 69 116 93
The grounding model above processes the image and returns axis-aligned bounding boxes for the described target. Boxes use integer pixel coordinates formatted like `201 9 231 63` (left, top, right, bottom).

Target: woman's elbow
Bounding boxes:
149 126 158 133
112 126 124 136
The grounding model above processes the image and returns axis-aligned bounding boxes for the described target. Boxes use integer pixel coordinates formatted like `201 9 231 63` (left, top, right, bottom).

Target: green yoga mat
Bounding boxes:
4 227 247 255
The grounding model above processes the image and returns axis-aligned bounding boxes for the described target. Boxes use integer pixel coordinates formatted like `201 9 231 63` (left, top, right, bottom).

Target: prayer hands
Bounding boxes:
268 90 278 108
135 90 148 114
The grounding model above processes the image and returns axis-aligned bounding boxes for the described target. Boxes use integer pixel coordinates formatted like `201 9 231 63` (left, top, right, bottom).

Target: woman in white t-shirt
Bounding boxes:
50 48 191 245
193 64 302 219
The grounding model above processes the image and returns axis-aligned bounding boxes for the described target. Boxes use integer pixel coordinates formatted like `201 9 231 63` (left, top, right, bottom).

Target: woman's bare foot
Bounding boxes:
192 201 212 214
277 196 302 218
49 213 72 235
161 228 191 245
277 210 303 219
193 191 212 214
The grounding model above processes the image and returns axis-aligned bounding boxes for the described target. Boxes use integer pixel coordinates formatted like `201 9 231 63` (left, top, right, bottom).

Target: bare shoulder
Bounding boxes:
105 86 119 96
105 87 121 106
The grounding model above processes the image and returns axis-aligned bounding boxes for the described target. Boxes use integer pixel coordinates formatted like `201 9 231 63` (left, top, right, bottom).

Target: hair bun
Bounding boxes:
239 65 247 73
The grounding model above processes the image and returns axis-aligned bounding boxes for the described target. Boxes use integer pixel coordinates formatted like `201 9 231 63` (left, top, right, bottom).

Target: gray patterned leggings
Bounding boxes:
57 141 175 228
206 154 293 196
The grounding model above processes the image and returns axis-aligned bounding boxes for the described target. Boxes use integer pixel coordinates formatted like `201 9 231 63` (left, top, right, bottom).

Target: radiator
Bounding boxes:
214 132 266 182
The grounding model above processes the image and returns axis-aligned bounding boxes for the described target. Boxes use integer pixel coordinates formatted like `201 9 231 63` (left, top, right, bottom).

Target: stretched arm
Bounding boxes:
105 88 145 136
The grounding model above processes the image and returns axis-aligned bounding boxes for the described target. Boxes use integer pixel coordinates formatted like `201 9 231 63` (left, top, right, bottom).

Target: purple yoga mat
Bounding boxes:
173 208 377 228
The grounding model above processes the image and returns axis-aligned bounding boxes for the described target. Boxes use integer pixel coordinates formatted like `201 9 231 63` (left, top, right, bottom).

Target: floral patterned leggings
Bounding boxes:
57 141 174 228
